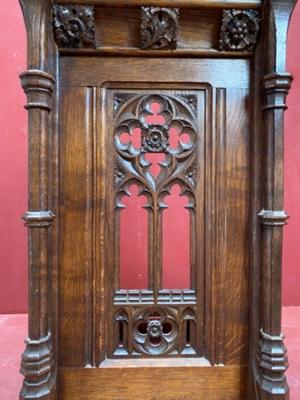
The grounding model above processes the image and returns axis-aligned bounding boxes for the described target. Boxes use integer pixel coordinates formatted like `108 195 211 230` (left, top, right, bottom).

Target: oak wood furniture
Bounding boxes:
18 1 297 399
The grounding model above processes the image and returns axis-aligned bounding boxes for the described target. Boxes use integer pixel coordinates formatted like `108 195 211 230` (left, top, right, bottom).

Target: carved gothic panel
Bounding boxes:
112 305 198 357
219 9 260 51
53 4 96 48
141 7 179 50
109 89 204 359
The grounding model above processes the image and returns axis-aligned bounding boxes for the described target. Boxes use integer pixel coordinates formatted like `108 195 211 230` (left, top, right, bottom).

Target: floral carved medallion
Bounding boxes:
53 4 96 48
219 9 260 51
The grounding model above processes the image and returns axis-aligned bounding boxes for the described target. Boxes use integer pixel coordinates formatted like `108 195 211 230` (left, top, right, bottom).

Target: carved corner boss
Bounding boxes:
219 9 260 51
53 4 96 48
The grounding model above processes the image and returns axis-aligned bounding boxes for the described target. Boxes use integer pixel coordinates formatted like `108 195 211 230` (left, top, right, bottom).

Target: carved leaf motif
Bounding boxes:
53 4 96 48
219 9 260 51
114 164 126 187
184 161 197 187
113 93 136 116
177 95 198 114
141 7 179 50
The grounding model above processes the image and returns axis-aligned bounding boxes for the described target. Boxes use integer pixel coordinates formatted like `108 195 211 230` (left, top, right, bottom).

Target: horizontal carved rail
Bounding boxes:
60 47 252 58
55 0 262 9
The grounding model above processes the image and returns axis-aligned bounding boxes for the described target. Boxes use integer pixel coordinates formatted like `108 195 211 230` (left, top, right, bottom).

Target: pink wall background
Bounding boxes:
0 2 27 314
0 1 299 313
283 3 300 306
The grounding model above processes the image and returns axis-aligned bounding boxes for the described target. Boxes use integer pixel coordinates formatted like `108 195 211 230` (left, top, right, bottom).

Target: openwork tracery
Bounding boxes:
112 92 198 357
114 94 197 192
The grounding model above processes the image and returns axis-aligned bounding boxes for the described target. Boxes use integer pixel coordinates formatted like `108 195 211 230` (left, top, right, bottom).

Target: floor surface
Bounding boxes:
0 308 299 399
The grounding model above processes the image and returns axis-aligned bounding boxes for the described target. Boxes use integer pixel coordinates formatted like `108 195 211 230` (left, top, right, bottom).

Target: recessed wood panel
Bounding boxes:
61 57 250 89
60 365 247 400
59 86 96 367
94 8 221 50
57 57 250 396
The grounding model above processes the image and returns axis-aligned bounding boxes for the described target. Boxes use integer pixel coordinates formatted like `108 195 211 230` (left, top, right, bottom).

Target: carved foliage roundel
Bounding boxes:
133 308 178 355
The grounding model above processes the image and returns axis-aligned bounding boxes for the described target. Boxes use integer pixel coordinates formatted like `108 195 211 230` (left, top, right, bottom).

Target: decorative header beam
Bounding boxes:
55 0 262 9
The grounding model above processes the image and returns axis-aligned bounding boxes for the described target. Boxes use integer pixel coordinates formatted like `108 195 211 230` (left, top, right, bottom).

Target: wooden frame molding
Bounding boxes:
18 0 297 399
55 0 263 9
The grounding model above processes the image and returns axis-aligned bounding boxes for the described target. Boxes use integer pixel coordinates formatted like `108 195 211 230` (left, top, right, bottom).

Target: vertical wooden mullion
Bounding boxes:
189 205 196 291
215 88 227 365
91 86 97 367
155 197 162 296
148 204 155 292
205 87 217 364
83 86 94 367
97 86 109 364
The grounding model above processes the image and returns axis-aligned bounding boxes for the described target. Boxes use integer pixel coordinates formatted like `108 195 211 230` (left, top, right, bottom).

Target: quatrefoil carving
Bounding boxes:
133 308 178 355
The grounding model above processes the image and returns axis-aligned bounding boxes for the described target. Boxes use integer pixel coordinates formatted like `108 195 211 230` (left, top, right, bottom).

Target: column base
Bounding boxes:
256 329 289 400
19 332 55 400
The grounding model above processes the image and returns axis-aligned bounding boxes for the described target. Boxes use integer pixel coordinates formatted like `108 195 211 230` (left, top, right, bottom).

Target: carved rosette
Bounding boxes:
53 4 96 48
142 124 169 152
219 9 260 51
132 308 178 355
141 7 179 50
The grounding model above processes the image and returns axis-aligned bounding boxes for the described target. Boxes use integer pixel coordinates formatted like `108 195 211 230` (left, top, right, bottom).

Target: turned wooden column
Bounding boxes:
19 70 55 400
19 1 57 399
257 1 297 399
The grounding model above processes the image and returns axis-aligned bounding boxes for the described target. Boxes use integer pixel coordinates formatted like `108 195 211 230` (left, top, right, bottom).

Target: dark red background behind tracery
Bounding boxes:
0 1 299 313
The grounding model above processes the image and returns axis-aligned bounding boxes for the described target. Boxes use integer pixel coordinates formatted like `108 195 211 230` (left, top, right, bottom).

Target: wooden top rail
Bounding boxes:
56 0 262 9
